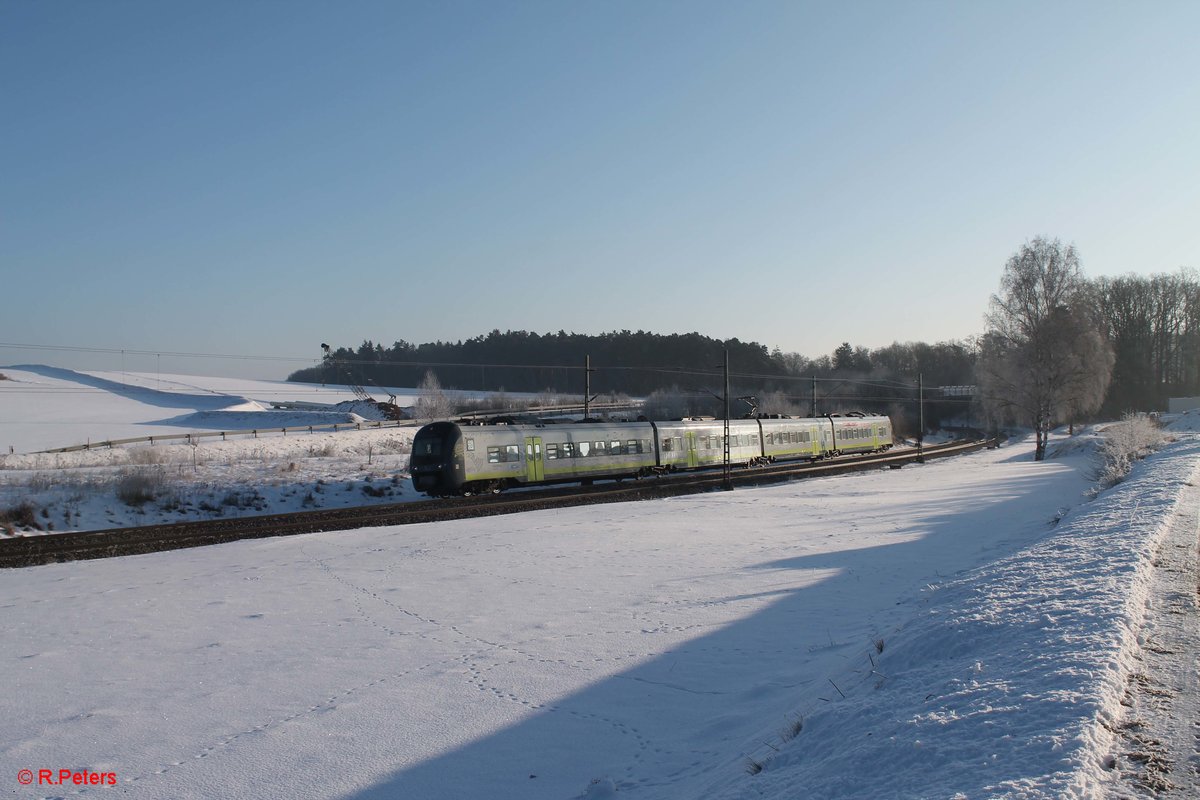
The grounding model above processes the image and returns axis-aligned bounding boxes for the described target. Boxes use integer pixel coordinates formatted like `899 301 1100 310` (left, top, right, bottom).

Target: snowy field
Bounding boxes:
0 365 427 454
2 367 1199 798
0 366 441 532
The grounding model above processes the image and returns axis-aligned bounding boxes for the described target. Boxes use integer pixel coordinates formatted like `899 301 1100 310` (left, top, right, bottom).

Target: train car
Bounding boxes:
410 413 894 496
411 420 657 496
758 417 827 461
828 414 893 456
651 418 765 471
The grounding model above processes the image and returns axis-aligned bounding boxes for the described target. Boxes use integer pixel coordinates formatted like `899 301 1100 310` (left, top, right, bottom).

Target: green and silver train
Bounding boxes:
410 414 892 496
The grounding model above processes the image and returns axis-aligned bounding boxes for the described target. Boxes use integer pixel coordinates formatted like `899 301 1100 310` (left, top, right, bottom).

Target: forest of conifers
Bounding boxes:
288 270 1200 422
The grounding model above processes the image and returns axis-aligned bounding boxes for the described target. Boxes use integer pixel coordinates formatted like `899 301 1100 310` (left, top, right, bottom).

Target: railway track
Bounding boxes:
0 439 994 568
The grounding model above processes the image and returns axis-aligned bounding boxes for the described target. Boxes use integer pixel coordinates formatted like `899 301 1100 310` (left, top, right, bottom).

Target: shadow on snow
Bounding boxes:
335 466 1064 800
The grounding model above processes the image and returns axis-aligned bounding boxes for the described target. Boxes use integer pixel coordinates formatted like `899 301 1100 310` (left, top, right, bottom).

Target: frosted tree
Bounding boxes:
979 237 1113 460
413 370 455 422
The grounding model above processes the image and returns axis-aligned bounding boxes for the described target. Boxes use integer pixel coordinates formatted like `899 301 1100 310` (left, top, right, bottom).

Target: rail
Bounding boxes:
0 439 996 568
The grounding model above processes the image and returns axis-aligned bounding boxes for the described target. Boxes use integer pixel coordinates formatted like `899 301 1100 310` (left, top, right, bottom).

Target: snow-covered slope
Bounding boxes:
0 366 387 454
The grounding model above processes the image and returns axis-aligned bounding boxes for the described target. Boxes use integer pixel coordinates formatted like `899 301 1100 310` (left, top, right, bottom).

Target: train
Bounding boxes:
410 413 893 496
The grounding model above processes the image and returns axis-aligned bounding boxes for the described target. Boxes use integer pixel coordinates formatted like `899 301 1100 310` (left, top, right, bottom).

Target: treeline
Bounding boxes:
290 330 790 397
286 268 1199 427
1095 270 1200 414
287 331 977 431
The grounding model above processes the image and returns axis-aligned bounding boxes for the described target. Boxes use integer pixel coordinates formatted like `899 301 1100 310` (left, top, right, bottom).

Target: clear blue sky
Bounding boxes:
3 0 1198 380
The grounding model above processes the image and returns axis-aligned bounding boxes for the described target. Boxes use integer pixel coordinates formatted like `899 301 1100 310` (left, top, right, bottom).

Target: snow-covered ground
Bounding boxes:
0 366 510 532
2 368 1199 798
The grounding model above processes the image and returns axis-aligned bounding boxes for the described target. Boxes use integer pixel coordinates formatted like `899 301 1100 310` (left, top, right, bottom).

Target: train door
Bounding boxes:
685 431 698 468
524 437 544 482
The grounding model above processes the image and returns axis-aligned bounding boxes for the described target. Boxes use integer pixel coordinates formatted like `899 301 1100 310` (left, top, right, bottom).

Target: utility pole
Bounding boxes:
917 372 925 463
723 347 731 490
583 355 594 420
810 375 817 417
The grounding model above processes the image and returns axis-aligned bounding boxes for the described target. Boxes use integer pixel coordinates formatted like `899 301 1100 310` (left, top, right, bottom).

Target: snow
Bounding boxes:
2 366 1198 799
0 365 404 454
0 367 435 532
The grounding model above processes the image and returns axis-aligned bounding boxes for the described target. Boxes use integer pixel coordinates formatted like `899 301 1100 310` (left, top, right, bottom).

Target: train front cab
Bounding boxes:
410 422 466 496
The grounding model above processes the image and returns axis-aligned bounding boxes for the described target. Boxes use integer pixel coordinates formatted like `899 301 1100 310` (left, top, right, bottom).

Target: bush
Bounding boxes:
128 447 168 465
1 501 38 530
116 471 162 506
1095 413 1167 488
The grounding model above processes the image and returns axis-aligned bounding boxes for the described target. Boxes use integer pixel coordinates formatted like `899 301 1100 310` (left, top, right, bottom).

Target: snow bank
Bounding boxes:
1163 409 1200 432
721 436 1200 799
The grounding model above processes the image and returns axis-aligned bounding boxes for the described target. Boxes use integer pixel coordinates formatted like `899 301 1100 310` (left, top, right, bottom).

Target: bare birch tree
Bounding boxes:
979 237 1113 460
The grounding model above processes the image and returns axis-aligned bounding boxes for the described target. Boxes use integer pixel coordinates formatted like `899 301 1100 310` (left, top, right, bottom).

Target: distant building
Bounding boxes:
1168 397 1200 413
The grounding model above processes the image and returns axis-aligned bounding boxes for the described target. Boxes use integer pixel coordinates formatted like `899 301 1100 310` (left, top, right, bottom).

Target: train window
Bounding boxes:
661 438 672 452
415 440 441 456
674 437 683 451
506 444 521 461
578 441 591 457
546 443 558 459
626 439 640 453
487 446 500 463
751 435 759 446
561 442 575 458
610 440 623 454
